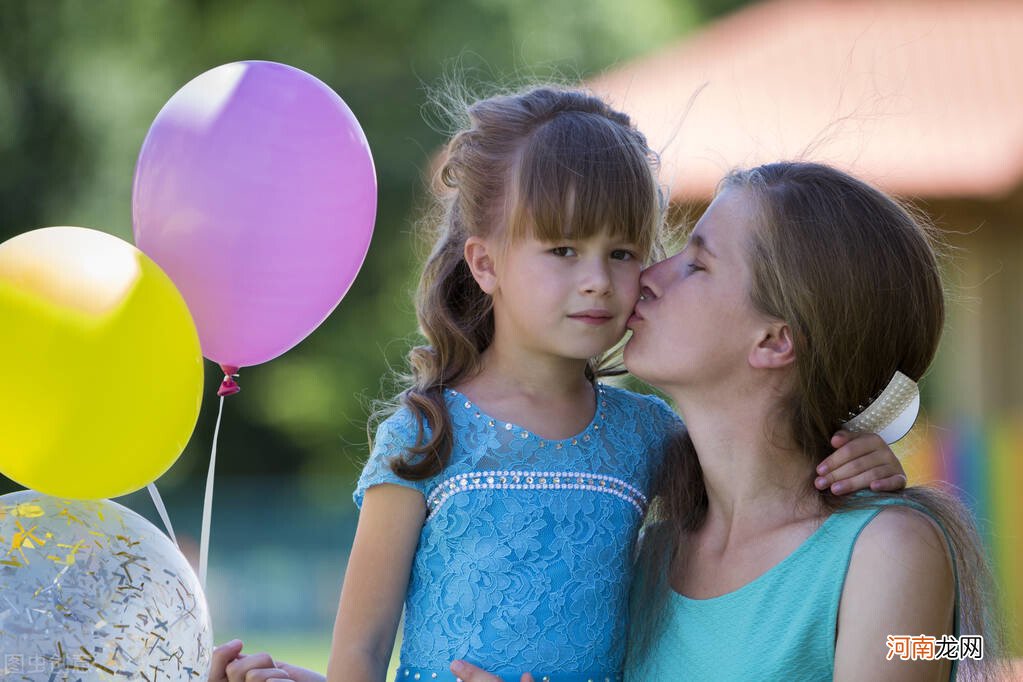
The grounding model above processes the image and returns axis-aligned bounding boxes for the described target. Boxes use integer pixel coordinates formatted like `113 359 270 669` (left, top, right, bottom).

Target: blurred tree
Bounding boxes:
0 0 754 496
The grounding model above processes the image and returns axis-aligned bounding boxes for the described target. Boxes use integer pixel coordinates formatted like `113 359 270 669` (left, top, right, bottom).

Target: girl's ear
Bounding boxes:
464 236 498 294
749 320 795 370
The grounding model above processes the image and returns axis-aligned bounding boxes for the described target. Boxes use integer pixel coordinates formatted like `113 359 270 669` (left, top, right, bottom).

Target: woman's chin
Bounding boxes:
622 343 652 382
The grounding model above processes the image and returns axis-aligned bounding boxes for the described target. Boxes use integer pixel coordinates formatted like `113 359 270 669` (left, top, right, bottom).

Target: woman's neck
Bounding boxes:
668 386 821 540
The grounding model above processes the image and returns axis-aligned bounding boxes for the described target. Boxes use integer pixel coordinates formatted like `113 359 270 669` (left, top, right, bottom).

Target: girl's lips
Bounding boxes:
569 313 613 325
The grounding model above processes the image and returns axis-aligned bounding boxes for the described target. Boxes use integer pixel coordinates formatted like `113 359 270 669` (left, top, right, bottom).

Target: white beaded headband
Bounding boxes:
841 370 920 445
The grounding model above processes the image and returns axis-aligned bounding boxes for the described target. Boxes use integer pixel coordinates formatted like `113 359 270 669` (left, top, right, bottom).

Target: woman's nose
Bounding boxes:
638 260 666 300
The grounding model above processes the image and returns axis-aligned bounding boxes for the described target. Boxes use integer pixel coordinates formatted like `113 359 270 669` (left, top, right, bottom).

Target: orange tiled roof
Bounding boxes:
588 0 1023 200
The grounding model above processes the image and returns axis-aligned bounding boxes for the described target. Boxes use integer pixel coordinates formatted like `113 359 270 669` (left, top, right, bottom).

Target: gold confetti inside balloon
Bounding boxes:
0 491 212 679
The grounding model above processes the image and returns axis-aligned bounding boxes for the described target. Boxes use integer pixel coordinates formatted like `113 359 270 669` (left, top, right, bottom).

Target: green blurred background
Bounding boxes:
0 0 752 671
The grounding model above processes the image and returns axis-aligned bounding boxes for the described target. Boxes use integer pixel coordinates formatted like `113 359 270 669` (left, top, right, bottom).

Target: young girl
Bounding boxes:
209 87 906 682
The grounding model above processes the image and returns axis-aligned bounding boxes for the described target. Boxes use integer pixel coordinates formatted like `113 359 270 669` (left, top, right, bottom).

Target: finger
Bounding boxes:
823 450 889 488
870 473 908 492
830 466 902 495
246 671 293 682
226 653 277 682
279 663 325 682
209 640 244 681
451 659 504 682
818 432 884 476
521 674 537 682
829 429 854 449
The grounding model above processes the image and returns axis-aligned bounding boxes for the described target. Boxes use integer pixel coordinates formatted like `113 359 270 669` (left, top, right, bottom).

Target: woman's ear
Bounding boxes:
464 236 498 294
749 321 795 369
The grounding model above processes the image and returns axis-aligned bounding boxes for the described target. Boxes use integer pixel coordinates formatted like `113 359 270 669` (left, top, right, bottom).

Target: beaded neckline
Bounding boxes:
445 383 607 447
426 468 650 520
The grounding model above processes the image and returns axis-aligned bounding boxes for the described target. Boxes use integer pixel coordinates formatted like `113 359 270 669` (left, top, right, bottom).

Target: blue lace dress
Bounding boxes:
354 384 681 682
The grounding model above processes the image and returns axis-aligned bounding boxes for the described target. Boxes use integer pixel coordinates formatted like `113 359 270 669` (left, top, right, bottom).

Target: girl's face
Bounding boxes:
487 229 644 362
624 187 767 392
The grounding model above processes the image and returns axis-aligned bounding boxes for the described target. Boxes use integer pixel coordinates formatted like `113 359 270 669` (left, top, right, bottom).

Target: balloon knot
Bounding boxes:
217 365 240 397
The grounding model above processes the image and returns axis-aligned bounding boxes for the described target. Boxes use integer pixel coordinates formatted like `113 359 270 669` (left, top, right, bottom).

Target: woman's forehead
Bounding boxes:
693 188 756 255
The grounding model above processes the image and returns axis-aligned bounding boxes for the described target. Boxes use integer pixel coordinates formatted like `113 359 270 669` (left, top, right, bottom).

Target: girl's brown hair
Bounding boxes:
631 162 1004 678
388 86 663 480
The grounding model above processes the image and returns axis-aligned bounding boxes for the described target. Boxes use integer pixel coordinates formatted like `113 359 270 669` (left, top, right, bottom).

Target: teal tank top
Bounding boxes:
625 498 959 681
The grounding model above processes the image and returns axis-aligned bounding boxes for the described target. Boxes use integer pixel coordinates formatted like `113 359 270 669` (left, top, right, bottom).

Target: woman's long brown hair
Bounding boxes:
629 162 1006 680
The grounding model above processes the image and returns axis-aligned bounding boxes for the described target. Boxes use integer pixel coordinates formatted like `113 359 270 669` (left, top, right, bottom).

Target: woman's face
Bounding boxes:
624 187 769 393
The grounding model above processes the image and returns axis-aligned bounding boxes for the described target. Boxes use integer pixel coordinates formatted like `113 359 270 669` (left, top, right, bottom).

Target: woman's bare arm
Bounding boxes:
834 507 955 681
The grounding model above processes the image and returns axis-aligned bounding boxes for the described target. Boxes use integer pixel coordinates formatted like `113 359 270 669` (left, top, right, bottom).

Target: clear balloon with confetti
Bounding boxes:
0 490 211 679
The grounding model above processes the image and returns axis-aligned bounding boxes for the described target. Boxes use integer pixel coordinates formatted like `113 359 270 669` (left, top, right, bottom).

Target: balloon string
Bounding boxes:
199 393 226 591
146 482 178 547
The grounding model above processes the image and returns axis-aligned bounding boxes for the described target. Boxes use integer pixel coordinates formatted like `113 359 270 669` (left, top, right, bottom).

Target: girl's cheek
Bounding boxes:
627 269 643 293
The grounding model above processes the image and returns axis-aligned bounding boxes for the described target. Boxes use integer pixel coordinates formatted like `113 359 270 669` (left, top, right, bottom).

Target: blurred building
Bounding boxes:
589 0 1023 652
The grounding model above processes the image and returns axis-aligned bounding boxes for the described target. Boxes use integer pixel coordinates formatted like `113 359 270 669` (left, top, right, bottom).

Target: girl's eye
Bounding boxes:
686 261 704 273
611 249 637 261
550 246 576 257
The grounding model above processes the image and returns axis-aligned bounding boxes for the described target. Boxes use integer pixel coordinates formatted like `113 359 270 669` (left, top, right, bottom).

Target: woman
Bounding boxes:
452 162 1000 681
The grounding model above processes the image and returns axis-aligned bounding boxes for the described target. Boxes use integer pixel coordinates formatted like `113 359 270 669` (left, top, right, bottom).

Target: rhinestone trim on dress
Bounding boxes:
426 469 649 519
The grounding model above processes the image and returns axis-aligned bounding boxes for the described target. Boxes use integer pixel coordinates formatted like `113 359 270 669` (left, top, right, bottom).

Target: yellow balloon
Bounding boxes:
0 227 203 499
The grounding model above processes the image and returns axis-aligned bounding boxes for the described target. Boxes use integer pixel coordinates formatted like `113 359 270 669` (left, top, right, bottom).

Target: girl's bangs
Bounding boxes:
508 115 658 254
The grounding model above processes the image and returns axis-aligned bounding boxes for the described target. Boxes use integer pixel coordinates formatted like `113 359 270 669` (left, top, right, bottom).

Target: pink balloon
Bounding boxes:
132 61 376 368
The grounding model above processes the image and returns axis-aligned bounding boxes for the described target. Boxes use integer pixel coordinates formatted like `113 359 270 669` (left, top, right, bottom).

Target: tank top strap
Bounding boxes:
824 495 962 680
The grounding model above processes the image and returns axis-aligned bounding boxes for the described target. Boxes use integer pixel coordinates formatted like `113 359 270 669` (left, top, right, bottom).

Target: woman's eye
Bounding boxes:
611 249 637 261
550 246 576 257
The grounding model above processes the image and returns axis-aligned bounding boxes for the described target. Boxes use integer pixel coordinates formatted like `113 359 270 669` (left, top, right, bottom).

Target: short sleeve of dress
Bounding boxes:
353 407 428 509
640 393 686 475
643 393 684 446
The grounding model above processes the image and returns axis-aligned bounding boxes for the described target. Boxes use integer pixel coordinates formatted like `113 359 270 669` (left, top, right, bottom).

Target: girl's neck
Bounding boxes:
453 340 597 441
468 336 593 401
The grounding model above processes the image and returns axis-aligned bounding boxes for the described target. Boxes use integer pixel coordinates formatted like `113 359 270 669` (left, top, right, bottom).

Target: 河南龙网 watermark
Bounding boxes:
886 635 983 661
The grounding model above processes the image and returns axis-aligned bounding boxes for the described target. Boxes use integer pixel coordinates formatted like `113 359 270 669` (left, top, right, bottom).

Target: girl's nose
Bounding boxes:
581 260 613 296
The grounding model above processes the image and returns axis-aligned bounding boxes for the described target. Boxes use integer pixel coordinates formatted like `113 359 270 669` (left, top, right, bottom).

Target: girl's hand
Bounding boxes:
270 663 325 682
815 431 908 495
450 660 535 682
209 640 244 682
210 639 321 682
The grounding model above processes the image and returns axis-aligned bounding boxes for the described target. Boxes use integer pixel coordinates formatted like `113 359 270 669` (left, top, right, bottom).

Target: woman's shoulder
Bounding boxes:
835 497 957 678
842 498 955 607
853 502 953 568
